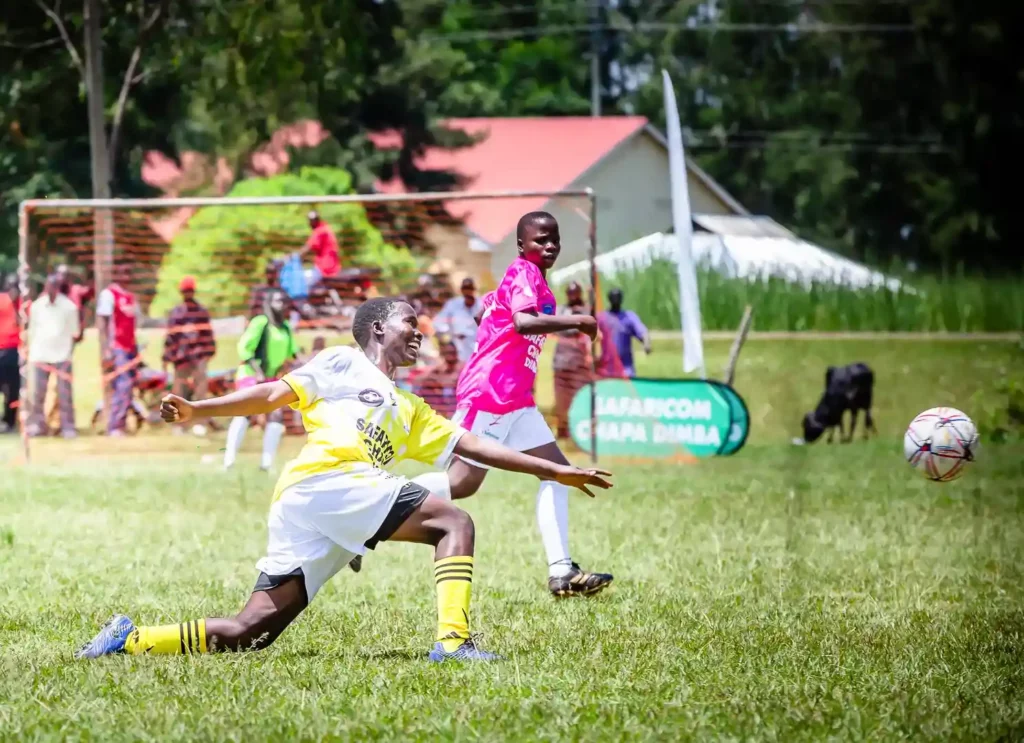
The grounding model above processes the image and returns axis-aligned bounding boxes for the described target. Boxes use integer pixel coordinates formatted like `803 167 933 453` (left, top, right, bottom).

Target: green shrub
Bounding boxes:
151 167 420 317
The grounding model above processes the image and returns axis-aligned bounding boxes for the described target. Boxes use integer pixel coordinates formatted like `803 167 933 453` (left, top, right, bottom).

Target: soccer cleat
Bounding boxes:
75 614 136 659
348 555 363 573
428 638 502 663
548 562 613 597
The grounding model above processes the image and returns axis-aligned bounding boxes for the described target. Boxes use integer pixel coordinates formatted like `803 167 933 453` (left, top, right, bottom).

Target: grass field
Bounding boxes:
2 337 1023 740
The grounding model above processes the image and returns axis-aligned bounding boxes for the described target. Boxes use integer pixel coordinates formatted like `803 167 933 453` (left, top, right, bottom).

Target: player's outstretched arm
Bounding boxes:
160 381 298 424
454 433 612 497
513 310 597 339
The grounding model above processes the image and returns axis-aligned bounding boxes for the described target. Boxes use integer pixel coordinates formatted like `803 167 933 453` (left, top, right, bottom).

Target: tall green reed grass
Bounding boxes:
582 259 1023 332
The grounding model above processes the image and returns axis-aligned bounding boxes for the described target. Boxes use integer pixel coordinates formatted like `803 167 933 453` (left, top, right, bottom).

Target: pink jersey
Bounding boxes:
456 258 556 419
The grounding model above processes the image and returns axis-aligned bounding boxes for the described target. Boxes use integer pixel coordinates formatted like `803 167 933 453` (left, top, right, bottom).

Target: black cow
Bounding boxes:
801 362 877 444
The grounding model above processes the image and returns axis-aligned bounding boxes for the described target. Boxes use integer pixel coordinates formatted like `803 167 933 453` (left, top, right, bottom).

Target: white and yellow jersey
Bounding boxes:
273 346 465 501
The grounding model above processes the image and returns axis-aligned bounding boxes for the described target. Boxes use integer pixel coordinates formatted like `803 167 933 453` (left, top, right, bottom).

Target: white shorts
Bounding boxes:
256 468 411 601
452 406 555 469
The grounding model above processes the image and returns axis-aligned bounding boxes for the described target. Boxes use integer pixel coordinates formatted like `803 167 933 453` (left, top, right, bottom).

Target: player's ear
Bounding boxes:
371 319 385 342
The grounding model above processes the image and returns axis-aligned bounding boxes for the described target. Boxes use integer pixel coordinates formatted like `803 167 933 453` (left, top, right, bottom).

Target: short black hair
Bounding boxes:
516 211 556 242
608 287 624 301
352 297 403 349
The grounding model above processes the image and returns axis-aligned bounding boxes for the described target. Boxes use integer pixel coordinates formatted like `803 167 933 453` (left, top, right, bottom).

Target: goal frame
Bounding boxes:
15 188 599 463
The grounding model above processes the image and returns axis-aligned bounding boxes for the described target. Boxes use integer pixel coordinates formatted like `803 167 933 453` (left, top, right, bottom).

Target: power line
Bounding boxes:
687 129 943 144
421 20 914 43
686 141 948 154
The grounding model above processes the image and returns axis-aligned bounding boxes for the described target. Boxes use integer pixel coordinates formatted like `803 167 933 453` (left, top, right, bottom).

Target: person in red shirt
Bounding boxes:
163 276 216 433
298 210 341 288
0 275 20 433
96 265 141 436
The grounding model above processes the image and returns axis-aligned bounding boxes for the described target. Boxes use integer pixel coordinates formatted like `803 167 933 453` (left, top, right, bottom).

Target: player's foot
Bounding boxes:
548 562 614 597
428 639 502 663
348 555 362 573
75 614 135 659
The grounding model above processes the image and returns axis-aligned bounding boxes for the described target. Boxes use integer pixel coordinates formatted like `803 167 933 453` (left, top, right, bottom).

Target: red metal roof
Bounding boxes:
371 117 650 245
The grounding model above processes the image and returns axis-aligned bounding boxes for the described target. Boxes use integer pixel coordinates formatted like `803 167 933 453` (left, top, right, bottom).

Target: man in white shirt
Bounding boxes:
433 278 483 362
28 273 80 437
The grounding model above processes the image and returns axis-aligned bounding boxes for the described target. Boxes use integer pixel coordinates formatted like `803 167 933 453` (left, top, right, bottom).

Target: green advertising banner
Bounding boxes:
568 378 750 458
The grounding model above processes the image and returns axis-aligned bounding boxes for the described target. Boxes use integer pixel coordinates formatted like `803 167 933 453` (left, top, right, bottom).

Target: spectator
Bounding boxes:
55 264 93 341
598 287 651 379
297 210 341 288
162 276 216 432
0 275 20 433
249 260 282 319
27 273 79 438
223 288 298 471
552 281 595 439
435 277 483 362
412 337 464 419
96 265 141 437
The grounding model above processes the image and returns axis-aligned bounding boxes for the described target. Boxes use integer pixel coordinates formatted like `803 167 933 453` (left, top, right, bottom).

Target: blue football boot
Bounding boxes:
75 614 136 659
428 638 503 663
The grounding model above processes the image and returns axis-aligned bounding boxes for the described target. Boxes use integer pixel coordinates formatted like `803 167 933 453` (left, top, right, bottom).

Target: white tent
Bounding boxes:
550 215 902 291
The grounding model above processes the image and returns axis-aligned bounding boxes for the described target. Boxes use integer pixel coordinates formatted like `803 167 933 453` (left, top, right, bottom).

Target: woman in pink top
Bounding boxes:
411 211 614 598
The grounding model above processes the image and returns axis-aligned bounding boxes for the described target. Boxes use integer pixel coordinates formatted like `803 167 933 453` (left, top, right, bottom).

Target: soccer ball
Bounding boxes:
904 407 979 482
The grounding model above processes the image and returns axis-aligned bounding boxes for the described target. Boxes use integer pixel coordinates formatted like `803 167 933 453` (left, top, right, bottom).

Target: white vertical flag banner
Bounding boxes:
662 69 706 377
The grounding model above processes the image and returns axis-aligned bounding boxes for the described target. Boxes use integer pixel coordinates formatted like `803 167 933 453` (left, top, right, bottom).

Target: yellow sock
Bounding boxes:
124 619 208 655
435 556 473 652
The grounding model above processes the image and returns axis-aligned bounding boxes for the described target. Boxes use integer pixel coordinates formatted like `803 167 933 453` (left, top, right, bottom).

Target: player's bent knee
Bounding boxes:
442 507 475 551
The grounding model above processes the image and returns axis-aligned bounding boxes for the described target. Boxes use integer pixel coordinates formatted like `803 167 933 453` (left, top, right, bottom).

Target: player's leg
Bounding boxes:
384 488 499 662
170 363 190 433
261 408 285 471
505 408 612 597
56 361 76 437
76 572 309 658
107 349 135 435
27 362 49 435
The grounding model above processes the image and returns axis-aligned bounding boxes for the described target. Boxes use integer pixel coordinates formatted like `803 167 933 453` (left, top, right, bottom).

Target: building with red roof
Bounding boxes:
371 116 746 287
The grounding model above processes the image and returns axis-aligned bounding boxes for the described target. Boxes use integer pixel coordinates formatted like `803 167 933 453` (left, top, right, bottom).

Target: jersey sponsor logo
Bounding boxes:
359 389 385 407
356 417 396 466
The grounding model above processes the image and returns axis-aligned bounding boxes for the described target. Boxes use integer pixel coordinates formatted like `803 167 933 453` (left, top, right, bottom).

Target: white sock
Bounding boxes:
224 416 249 468
261 421 286 469
536 481 572 577
411 471 452 500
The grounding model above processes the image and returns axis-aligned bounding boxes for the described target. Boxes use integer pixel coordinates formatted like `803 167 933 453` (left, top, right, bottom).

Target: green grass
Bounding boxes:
586 259 1024 332
1 338 1023 740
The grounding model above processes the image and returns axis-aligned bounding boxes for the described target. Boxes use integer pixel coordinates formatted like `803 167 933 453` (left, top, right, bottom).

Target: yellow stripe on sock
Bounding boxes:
434 555 474 568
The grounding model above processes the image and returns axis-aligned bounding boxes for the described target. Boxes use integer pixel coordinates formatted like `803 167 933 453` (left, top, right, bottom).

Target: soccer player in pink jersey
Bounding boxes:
411 211 613 597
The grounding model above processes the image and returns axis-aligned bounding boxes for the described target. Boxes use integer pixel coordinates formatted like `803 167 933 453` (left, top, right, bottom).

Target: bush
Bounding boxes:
150 167 420 317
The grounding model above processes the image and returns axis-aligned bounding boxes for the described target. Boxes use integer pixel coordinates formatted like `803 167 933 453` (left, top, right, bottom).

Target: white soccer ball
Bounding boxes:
904 407 979 482
191 424 208 437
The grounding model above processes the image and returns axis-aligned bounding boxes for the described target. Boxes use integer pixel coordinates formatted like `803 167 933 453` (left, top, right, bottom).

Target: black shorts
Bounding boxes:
253 480 430 591
365 481 430 550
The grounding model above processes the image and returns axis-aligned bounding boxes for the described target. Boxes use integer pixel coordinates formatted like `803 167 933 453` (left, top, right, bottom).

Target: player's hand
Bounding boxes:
577 315 598 340
553 465 613 498
160 394 194 424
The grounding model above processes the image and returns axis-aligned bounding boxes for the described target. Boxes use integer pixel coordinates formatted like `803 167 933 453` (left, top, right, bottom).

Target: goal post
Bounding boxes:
14 188 599 461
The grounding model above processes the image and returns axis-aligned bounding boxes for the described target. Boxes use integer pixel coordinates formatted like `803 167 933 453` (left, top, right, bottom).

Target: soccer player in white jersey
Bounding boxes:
411 211 614 597
75 298 612 663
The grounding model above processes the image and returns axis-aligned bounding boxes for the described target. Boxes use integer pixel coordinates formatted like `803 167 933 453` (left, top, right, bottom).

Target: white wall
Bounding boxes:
489 132 739 275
